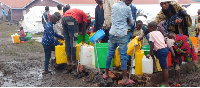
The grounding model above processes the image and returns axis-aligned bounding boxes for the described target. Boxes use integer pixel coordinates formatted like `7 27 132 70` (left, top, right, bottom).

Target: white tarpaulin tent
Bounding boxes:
22 5 96 34
22 6 58 33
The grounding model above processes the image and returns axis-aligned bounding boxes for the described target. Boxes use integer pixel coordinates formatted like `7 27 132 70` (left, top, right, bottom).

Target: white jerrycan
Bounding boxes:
131 59 135 74
142 55 153 74
80 45 94 65
11 34 14 43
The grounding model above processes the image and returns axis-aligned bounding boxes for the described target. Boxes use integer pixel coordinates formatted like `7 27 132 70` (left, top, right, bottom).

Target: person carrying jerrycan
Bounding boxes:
41 14 64 74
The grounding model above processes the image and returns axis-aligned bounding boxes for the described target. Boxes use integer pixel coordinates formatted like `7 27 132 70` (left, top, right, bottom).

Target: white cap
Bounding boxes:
158 0 171 3
158 0 178 3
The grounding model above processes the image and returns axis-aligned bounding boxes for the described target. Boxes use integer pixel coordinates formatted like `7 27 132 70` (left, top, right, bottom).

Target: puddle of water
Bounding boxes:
0 71 3 76
32 37 42 42
6 61 21 64
2 77 16 87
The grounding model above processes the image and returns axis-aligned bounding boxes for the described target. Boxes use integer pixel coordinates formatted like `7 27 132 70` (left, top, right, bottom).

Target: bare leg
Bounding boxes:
122 69 128 83
152 55 158 71
163 69 169 87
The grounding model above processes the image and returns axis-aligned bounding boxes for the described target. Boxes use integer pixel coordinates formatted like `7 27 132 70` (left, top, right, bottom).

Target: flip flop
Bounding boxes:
160 84 166 87
103 73 108 80
175 83 180 87
153 71 158 73
122 79 135 85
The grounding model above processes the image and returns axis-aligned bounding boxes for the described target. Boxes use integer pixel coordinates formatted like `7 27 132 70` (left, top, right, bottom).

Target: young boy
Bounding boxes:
131 20 143 39
19 27 26 41
146 21 169 87
41 14 64 74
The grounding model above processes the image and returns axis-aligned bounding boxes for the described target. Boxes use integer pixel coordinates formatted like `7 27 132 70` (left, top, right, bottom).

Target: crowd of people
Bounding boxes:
40 0 198 87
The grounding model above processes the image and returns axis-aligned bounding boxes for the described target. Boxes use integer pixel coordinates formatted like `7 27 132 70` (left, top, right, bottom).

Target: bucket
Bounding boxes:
94 43 113 68
77 34 89 44
141 45 150 55
89 29 105 44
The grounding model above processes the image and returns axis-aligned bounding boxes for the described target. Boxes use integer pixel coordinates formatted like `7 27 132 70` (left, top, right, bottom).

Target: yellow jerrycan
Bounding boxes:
113 46 121 67
55 44 67 64
135 50 144 75
127 36 142 56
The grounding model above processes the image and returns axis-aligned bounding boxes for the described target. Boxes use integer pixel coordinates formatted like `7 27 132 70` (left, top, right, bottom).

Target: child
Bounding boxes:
19 27 26 41
146 21 169 87
41 14 64 74
131 20 143 39
168 32 197 86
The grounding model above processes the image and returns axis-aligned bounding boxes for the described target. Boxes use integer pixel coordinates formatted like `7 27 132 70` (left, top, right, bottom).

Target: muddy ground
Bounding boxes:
0 21 199 87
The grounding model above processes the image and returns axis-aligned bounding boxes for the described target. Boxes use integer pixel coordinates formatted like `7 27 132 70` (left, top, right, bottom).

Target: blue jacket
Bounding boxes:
41 22 63 46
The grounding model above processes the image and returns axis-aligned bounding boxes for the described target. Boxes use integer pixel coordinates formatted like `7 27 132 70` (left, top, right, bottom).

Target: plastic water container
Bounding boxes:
131 59 135 74
142 56 153 74
89 29 105 44
167 51 172 68
135 50 144 75
77 34 90 44
113 46 121 67
141 45 150 55
127 36 142 56
89 32 95 46
94 43 113 68
190 37 198 55
12 33 20 44
11 34 14 43
55 44 67 64
154 56 162 71
76 43 82 60
80 45 94 65
25 33 32 41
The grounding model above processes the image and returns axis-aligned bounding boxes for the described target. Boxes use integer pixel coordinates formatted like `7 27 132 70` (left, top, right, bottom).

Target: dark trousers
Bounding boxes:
101 28 110 43
43 45 55 71
62 16 78 61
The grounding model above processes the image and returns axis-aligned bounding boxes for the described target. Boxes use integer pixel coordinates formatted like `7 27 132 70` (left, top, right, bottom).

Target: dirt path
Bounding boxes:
0 22 94 87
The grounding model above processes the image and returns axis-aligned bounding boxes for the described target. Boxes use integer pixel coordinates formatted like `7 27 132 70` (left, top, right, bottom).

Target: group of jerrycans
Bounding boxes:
55 40 95 66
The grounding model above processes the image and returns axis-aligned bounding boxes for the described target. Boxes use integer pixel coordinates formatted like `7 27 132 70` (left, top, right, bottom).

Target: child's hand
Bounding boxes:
146 54 151 58
61 37 64 40
138 36 143 41
59 42 63 45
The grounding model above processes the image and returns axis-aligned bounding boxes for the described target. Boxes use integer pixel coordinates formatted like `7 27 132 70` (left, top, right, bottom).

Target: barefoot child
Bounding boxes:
41 14 64 74
146 21 169 87
168 32 197 86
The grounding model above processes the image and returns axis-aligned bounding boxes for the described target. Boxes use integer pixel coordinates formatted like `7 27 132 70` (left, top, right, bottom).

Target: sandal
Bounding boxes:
42 70 50 74
153 71 158 73
175 83 181 87
103 73 109 80
160 84 166 87
122 79 135 85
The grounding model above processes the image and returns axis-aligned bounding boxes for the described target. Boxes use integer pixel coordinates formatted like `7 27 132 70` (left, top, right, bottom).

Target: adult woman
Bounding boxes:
155 0 192 36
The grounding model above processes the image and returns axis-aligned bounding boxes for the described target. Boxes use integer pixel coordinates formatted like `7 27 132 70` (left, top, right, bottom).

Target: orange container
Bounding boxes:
167 51 172 68
190 37 198 55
